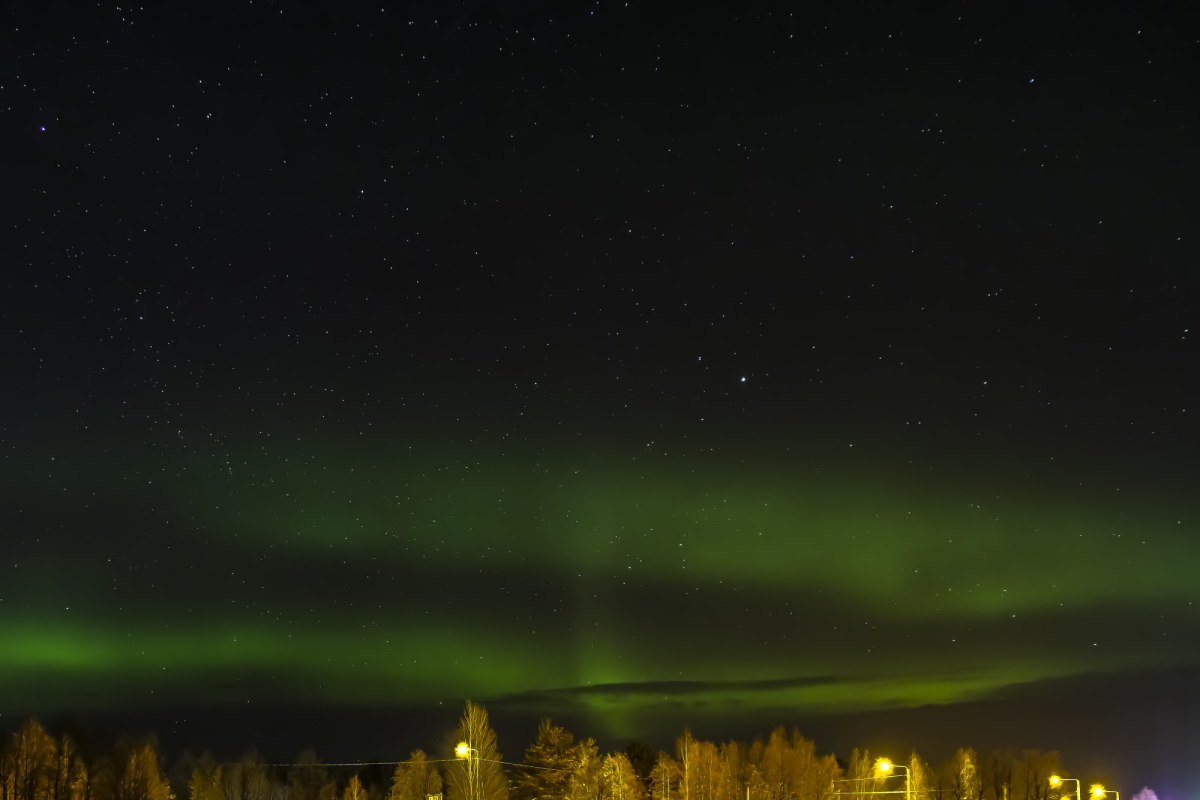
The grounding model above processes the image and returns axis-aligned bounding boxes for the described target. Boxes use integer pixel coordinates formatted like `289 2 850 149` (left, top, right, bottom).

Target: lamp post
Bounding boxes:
827 759 909 800
1090 785 1119 800
455 742 479 800
1049 775 1081 800
876 759 910 800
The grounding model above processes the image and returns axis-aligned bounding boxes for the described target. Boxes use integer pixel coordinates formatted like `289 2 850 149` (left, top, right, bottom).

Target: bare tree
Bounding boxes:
446 702 507 800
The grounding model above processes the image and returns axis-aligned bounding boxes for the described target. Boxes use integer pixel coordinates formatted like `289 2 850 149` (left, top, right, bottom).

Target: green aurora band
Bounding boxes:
3 434 1198 739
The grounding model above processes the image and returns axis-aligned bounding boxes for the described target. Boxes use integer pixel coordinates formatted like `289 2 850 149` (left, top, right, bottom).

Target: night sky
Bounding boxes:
3 0 1199 797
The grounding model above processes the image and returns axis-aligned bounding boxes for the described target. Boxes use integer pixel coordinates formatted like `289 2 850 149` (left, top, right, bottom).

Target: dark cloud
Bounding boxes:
491 674 845 708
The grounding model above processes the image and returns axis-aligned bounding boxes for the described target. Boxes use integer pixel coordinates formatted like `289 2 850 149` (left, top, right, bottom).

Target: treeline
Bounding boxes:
0 702 1070 800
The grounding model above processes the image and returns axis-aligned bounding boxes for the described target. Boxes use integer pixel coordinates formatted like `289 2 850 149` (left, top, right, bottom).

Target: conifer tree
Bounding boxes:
514 720 576 800
388 751 441 800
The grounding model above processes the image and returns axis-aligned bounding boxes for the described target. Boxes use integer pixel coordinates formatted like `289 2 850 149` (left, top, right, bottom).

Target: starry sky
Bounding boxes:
3 0 1199 795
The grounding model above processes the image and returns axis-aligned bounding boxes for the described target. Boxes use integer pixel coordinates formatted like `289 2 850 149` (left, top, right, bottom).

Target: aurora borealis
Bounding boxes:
3 0 1200 797
5 422 1199 769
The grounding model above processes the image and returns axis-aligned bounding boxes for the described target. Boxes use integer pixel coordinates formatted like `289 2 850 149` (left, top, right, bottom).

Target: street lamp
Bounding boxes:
456 742 479 800
876 759 910 800
1050 775 1081 800
827 759 909 800
1090 785 1119 800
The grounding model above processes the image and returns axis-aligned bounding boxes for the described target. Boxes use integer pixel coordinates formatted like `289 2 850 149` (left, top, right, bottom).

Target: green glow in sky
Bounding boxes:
4 435 1197 737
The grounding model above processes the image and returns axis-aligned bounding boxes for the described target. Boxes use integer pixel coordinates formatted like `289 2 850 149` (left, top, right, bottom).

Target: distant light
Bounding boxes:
38 125 46 132
739 376 747 383
455 742 471 758
877 759 893 773
1091 786 1106 798
1050 777 1063 788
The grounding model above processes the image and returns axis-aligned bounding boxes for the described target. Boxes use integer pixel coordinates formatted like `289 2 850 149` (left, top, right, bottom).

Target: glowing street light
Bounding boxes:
1090 785 1119 800
875 759 909 800
455 742 479 800
1049 775 1081 800
827 758 909 800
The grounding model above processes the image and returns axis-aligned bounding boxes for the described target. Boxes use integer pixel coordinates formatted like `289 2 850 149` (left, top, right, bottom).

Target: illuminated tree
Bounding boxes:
223 752 269 800
712 743 742 800
842 750 875 797
116 741 171 800
187 756 224 800
946 749 981 800
675 732 697 800
66 754 89 800
599 755 642 800
1011 752 1060 800
387 751 441 800
756 730 785 800
767 730 836 800
689 735 722 800
446 702 508 800
342 777 367 800
51 734 88 800
979 752 1009 800
567 738 600 800
621 746 657 786
742 765 768 800
647 755 677 800
907 752 935 800
673 732 739 800
5 719 59 800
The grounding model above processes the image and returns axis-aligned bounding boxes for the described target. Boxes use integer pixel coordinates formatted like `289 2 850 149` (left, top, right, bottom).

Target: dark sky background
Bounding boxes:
3 0 1199 797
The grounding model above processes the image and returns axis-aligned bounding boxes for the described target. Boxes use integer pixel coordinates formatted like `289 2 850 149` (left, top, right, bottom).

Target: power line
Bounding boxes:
225 756 567 772
492 759 571 772
229 759 463 768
